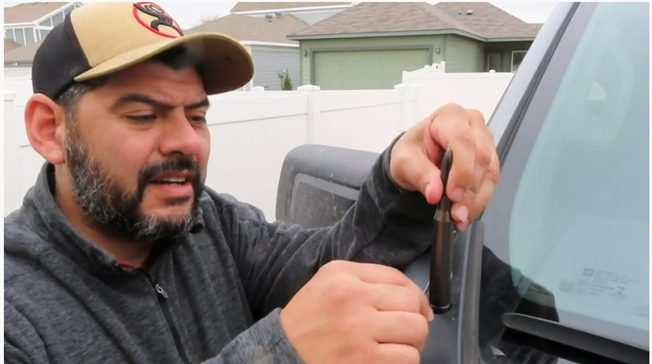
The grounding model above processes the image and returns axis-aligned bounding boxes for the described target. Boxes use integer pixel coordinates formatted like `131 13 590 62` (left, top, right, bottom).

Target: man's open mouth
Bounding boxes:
149 170 196 186
151 177 189 185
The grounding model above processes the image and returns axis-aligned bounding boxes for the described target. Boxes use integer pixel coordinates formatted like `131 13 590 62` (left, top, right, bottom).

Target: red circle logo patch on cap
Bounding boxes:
133 2 183 38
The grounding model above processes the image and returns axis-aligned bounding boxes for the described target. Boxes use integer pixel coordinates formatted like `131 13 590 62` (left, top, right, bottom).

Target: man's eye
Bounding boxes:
189 115 207 124
127 114 157 122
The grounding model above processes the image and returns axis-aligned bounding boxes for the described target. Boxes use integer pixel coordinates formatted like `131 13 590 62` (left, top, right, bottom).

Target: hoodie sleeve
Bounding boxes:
202 309 302 364
215 135 437 318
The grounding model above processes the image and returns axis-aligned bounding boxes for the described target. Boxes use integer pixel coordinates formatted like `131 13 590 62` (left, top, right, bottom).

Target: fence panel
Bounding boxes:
4 68 511 219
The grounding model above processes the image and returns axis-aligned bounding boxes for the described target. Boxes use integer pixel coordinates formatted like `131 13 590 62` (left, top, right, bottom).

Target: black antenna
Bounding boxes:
430 149 455 314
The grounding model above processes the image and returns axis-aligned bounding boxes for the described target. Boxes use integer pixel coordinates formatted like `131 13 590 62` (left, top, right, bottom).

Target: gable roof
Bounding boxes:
4 2 69 24
434 2 539 39
188 13 309 44
290 2 538 41
231 2 350 13
4 38 44 64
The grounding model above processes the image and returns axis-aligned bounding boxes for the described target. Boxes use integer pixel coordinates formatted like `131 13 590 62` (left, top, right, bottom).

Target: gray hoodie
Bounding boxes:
4 148 435 363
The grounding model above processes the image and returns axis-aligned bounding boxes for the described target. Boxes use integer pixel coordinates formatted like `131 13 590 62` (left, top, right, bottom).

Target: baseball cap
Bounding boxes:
32 2 254 99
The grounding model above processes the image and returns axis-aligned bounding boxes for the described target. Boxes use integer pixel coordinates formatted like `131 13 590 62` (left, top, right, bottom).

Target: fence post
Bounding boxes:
395 82 420 132
297 84 321 144
394 83 407 133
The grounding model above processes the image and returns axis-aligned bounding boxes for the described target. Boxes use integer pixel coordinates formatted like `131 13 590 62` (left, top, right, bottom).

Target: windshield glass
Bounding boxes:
480 2 649 360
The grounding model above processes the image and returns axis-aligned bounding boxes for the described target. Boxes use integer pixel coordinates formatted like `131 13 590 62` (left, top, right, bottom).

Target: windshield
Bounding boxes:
480 2 649 361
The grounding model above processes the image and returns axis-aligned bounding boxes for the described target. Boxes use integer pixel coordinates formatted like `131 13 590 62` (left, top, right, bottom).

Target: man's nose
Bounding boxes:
159 109 203 156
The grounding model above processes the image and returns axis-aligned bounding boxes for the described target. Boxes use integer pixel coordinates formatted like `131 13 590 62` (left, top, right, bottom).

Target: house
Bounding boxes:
4 2 82 46
5 38 22 53
187 2 352 90
4 39 44 77
4 2 83 77
230 2 351 25
288 2 542 90
188 13 310 90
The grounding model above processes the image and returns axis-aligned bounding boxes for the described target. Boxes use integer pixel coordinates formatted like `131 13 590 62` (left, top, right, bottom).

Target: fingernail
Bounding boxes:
456 205 469 223
450 188 465 201
429 307 435 322
424 183 431 199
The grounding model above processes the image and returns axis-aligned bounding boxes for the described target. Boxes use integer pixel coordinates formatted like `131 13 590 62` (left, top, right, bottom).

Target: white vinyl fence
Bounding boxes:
4 63 512 219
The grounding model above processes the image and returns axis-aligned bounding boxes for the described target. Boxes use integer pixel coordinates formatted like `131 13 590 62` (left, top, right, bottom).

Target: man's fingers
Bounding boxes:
371 311 430 351
446 135 476 201
468 158 500 220
390 144 443 204
323 261 433 321
364 283 433 321
327 261 419 290
426 106 498 229
389 102 499 229
428 106 477 203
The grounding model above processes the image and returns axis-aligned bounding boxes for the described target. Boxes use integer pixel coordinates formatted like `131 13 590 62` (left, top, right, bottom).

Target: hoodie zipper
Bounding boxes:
141 271 191 364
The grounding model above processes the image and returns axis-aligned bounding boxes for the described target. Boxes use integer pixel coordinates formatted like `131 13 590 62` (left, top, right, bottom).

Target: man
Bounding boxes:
4 3 499 363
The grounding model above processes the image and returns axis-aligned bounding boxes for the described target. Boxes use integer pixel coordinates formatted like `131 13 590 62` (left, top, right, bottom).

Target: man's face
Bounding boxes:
62 62 211 242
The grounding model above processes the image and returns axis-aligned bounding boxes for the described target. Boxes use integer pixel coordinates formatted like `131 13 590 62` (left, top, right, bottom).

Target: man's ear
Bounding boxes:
25 93 67 165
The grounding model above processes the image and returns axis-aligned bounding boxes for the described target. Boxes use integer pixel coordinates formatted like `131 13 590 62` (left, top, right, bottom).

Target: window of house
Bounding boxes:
52 12 65 26
14 28 25 46
39 18 53 27
39 29 49 41
511 50 527 72
25 29 35 44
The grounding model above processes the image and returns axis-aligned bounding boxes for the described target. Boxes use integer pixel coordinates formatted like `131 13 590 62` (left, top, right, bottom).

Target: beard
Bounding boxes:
64 128 203 243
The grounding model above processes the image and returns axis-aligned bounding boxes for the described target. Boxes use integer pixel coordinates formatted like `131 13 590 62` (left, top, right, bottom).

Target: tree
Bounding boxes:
278 68 293 91
281 70 293 91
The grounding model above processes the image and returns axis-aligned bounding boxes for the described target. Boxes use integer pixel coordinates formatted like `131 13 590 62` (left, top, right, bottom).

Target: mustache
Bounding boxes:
139 155 200 185
134 154 204 206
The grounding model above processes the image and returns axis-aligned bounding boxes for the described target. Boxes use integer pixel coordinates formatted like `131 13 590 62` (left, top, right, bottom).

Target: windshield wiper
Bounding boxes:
501 312 648 363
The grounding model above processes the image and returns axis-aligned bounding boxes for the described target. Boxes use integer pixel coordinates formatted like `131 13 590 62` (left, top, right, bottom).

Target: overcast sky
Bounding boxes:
145 1 560 29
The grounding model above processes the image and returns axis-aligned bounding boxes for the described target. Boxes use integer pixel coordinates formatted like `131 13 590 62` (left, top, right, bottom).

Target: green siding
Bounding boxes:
443 35 484 72
313 49 430 89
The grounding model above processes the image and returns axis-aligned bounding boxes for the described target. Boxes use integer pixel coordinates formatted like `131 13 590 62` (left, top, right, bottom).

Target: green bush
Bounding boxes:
281 71 293 91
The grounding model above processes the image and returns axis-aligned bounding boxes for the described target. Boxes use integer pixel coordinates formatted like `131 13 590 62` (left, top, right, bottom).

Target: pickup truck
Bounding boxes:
274 3 649 363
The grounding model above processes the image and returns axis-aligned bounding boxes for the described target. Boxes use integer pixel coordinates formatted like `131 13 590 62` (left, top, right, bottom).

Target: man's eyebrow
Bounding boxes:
112 94 210 110
187 98 210 109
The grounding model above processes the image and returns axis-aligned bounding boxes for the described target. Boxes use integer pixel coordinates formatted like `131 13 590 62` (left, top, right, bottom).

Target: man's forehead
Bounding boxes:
90 63 208 100
109 62 203 85
111 93 210 110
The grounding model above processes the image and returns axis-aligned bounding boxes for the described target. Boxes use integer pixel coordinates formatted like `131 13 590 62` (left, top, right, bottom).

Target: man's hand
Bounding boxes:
280 260 433 364
390 103 500 231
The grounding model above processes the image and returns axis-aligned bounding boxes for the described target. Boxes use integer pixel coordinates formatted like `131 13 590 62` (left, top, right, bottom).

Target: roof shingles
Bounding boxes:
4 2 69 24
188 14 309 44
434 2 539 39
290 2 538 40
231 2 350 13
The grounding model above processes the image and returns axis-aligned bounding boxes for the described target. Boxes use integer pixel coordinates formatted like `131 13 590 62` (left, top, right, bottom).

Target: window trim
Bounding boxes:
511 50 528 72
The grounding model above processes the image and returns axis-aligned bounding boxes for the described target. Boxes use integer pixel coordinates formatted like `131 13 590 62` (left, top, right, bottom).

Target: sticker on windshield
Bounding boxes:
565 268 640 302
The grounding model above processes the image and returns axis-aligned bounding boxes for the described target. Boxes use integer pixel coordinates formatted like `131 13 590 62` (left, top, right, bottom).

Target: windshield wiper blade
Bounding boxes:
501 312 648 363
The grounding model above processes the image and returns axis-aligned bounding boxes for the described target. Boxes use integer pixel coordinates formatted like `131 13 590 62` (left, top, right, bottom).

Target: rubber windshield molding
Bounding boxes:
457 221 484 363
495 2 579 162
502 312 648 363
